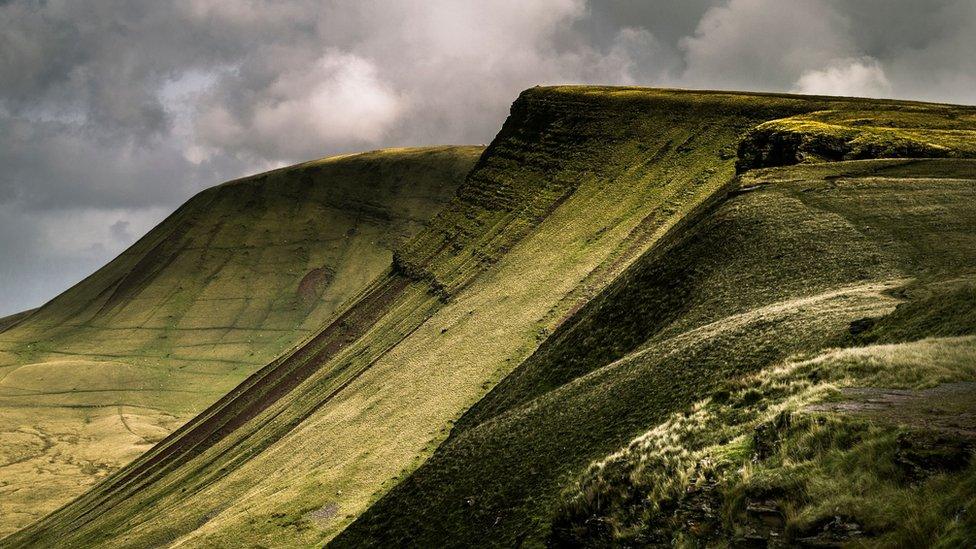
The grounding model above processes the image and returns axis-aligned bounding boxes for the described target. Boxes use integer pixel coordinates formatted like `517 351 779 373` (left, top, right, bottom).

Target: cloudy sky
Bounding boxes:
1 0 975 316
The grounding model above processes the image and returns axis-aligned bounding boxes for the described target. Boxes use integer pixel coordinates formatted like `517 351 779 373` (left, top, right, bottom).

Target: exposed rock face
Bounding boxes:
736 123 952 172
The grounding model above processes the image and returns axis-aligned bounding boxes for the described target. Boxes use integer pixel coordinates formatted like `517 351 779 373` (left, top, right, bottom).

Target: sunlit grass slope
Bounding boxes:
337 158 976 547
0 146 479 536
8 87 976 548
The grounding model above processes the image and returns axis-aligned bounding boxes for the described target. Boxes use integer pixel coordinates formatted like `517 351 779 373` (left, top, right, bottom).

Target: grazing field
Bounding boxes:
5 87 976 548
0 146 479 536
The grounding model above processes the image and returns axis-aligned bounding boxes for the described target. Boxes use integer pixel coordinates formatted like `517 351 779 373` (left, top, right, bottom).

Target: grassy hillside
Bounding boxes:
7 87 976 548
4 87 822 548
0 146 479 537
336 158 976 547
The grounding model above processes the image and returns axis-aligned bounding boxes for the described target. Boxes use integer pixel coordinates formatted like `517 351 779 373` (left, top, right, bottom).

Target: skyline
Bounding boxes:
3 0 976 315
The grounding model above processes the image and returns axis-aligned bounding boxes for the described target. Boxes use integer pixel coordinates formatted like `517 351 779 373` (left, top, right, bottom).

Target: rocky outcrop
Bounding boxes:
736 120 955 172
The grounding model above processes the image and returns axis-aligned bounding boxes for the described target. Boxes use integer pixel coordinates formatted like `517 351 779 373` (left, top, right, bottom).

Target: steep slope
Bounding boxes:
4 87 822 548
0 146 479 536
9 87 976 548
336 158 976 547
548 161 976 547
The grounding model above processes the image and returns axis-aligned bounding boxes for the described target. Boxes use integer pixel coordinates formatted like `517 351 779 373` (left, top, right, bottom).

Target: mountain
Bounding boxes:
5 86 976 547
0 146 481 536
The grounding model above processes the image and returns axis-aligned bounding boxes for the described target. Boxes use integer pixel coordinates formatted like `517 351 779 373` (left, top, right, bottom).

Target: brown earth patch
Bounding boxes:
307 502 340 525
807 382 976 438
297 267 336 305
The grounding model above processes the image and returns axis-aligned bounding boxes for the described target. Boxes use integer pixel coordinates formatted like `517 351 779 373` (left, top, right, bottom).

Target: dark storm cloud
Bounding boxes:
1 0 975 315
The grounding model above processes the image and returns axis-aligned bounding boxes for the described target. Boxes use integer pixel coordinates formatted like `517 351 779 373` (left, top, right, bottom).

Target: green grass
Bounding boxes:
6 86 976 548
9 86 810 549
552 308 976 546
335 158 976 547
0 146 479 537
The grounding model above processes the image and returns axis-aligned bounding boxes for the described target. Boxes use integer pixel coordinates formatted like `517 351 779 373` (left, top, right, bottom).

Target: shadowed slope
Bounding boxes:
0 146 479 536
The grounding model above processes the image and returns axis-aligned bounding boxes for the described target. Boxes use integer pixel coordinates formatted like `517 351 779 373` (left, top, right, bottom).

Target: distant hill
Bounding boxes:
0 146 480 536
5 86 976 548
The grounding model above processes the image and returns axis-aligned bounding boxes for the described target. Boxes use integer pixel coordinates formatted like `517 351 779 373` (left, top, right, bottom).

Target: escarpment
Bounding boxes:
7 87 976 548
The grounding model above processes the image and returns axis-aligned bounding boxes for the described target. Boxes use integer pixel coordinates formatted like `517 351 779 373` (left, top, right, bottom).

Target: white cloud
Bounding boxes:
680 0 853 91
792 57 892 98
194 51 403 161
185 0 661 164
255 53 401 144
